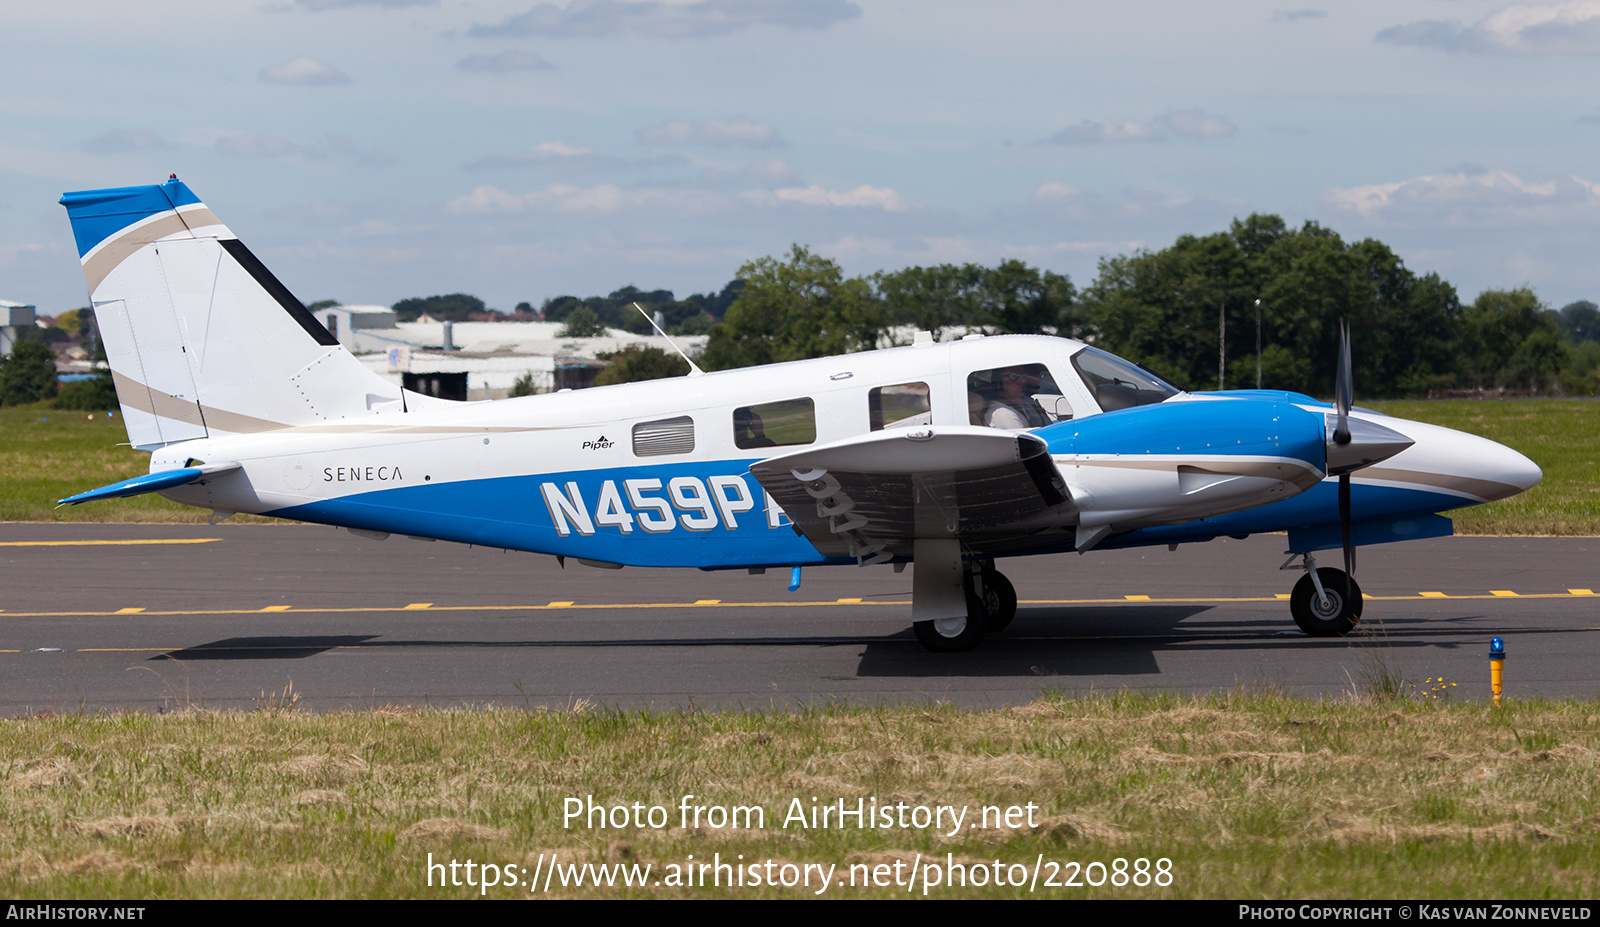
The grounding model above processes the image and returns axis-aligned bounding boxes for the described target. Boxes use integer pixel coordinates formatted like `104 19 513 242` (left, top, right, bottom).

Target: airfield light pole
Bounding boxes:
1218 298 1226 391
1255 298 1262 390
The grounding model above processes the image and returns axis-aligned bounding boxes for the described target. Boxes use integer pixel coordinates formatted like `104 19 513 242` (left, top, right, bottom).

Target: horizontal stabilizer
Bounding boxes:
58 462 240 506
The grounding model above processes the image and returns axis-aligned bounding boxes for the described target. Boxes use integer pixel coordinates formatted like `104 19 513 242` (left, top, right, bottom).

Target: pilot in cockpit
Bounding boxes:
982 365 1052 429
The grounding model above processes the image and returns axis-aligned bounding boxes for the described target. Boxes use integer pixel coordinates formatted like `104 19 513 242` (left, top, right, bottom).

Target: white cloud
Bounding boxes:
699 158 800 185
259 57 351 85
215 133 393 165
1041 109 1236 144
444 183 729 216
293 0 435 8
456 50 556 72
1322 168 1600 225
1377 2 1600 55
1272 9 1328 23
635 118 783 148
464 142 685 170
80 129 165 154
750 184 907 211
1158 108 1239 140
467 0 861 40
1044 119 1163 145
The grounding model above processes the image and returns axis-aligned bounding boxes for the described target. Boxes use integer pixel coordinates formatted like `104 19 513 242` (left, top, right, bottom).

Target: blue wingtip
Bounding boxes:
57 468 205 506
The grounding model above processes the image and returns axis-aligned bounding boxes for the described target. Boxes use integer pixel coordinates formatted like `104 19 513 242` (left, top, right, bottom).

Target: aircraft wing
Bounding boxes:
748 426 1071 564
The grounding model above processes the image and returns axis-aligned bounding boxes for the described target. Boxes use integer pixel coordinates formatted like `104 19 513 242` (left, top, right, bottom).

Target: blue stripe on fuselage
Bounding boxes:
1037 399 1324 464
265 460 834 568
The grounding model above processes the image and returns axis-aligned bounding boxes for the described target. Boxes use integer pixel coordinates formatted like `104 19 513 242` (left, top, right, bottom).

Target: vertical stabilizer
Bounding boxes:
60 177 405 449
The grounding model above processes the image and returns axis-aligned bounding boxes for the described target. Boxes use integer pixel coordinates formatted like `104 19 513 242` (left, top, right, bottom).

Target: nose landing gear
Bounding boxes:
1284 554 1363 636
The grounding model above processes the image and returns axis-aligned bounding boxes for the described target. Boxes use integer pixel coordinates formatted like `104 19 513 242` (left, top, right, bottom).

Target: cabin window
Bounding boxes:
633 415 696 457
734 398 816 450
966 364 1072 429
869 382 932 431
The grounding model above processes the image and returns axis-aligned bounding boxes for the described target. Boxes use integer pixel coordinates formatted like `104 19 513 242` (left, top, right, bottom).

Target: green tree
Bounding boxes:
509 372 537 397
1080 215 1462 397
559 306 609 338
700 245 881 370
594 344 691 386
0 342 60 406
55 374 118 410
1459 288 1563 391
1556 300 1600 343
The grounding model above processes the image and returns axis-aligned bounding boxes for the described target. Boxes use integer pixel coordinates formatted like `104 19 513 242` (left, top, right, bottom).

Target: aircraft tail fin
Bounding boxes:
59 176 406 449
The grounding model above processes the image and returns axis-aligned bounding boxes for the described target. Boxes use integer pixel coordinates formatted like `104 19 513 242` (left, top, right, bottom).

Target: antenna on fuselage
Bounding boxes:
633 302 704 378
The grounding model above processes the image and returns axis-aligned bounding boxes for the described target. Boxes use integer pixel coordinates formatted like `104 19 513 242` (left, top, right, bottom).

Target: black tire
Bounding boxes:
1290 568 1364 636
912 590 989 652
980 567 1018 631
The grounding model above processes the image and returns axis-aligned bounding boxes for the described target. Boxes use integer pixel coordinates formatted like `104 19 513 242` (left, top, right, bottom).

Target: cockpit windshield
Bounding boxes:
1070 346 1181 412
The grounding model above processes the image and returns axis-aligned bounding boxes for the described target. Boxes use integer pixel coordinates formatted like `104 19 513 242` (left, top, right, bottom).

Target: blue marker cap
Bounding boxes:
1489 637 1505 660
787 565 802 593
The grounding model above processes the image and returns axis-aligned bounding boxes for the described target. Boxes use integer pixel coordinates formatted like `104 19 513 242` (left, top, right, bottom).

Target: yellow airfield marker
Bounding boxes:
1420 592 1449 598
693 599 722 605
1124 595 1152 601
0 538 221 547
1491 590 1519 597
114 607 145 615
260 605 292 612
1570 589 1595 596
403 603 433 610
546 601 575 607
836 597 863 604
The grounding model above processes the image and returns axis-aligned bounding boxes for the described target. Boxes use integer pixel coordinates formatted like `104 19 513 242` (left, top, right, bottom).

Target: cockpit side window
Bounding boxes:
1069 347 1180 412
966 363 1072 430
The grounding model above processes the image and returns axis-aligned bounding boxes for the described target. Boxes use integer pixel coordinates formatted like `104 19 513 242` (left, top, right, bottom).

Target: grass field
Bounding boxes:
1 693 1595 899
2 398 1593 533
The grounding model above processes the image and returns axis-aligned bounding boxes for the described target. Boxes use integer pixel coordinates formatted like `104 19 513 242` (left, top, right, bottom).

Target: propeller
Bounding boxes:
1321 321 1415 605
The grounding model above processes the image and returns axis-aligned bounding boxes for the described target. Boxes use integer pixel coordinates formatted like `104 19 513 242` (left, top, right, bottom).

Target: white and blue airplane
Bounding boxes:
56 177 1543 651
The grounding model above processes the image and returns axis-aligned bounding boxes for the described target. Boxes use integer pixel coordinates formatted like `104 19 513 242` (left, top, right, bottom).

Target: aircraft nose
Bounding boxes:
1438 426 1543 501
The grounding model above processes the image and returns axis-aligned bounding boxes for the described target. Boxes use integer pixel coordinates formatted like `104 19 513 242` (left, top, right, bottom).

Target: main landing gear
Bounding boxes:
912 560 1017 652
1283 553 1363 636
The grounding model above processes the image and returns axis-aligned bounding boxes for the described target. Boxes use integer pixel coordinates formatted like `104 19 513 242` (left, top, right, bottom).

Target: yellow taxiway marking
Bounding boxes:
693 599 722 605
1274 594 1292 600
1420 592 1449 598
1124 594 1152 601
3 590 1596 620
1491 590 1519 597
1570 589 1595 596
836 597 863 604
259 605 292 612
0 538 221 547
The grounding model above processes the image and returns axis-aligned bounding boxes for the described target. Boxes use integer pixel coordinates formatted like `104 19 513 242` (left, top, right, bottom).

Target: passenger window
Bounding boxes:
869 382 932 431
633 415 695 457
967 364 1071 430
734 398 816 449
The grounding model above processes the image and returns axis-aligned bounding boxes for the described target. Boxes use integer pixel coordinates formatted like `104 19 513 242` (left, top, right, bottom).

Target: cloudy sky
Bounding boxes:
4 0 1599 314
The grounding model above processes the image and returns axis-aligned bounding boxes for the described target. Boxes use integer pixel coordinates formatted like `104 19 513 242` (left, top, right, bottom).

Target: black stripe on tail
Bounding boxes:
219 239 339 347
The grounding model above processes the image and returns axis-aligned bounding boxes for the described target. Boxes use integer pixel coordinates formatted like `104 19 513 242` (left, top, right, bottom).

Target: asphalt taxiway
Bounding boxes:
1 523 1595 712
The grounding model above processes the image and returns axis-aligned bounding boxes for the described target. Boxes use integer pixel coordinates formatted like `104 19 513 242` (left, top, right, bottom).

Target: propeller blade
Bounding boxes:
1333 319 1352 447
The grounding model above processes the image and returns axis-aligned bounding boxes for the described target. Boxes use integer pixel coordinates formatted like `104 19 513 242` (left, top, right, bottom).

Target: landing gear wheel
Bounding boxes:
912 590 989 652
1290 568 1364 636
979 567 1018 631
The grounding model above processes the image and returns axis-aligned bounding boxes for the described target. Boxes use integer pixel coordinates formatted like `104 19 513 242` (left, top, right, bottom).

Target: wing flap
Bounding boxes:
748 427 1072 562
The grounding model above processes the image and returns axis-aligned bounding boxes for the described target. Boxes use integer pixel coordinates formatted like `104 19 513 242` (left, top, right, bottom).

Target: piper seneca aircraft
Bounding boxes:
57 177 1543 651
